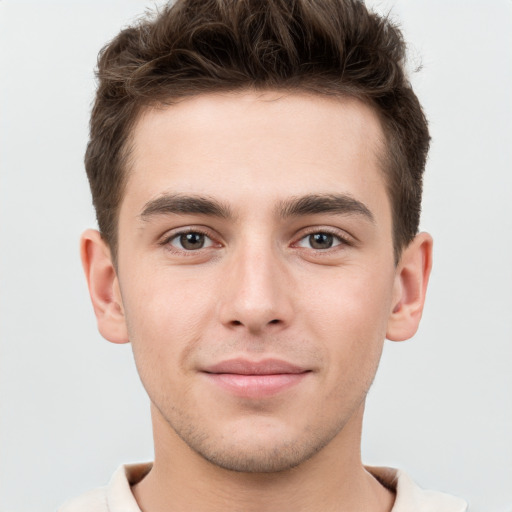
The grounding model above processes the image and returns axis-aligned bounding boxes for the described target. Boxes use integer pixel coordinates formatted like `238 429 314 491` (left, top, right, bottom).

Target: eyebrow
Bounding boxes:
139 192 374 223
277 194 375 222
140 194 232 220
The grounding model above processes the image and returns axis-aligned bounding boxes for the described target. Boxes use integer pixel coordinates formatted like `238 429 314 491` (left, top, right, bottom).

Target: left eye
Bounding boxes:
296 232 343 250
169 232 214 250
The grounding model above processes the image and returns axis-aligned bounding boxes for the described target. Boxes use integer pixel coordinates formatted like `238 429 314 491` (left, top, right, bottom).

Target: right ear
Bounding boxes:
80 229 129 344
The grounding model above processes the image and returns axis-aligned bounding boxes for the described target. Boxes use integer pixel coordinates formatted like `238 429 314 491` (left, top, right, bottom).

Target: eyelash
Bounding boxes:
159 226 353 255
159 227 218 254
293 228 353 251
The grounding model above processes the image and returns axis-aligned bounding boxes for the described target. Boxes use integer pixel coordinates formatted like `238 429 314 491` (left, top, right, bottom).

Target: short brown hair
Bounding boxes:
86 0 429 262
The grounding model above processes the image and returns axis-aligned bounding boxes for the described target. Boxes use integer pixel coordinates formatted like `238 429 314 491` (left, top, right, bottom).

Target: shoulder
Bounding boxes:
367 466 468 512
57 463 151 512
57 487 108 512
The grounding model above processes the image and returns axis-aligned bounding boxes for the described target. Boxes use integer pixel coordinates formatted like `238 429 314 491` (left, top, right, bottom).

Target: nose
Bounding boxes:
217 241 294 334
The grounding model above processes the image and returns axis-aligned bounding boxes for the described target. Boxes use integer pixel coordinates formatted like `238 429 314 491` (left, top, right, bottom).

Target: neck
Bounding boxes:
132 403 395 512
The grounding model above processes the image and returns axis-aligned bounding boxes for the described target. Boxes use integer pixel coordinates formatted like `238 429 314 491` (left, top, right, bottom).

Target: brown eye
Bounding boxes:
309 233 334 249
170 232 212 250
296 232 344 250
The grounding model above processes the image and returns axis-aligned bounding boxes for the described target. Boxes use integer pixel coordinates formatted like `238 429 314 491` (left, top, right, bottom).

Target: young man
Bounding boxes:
60 0 467 510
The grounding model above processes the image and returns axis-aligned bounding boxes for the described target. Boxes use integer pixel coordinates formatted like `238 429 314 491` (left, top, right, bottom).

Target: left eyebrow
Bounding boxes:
277 194 375 223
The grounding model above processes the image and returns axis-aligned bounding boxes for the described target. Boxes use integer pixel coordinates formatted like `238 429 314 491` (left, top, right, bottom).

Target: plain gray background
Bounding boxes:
1 1 511 511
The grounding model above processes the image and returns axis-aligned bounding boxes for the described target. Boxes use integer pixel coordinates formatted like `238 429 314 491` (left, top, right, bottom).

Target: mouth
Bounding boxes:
201 358 311 398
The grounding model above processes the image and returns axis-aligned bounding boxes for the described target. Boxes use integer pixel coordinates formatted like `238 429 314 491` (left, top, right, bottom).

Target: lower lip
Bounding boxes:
203 372 309 398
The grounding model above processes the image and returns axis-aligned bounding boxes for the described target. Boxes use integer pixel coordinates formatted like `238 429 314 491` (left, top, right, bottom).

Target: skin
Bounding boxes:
82 91 432 512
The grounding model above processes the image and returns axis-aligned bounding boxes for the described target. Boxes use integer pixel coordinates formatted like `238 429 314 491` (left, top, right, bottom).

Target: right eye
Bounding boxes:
169 231 214 251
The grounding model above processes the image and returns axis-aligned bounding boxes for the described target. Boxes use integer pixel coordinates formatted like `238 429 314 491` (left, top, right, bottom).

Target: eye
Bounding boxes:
169 231 214 251
296 232 344 250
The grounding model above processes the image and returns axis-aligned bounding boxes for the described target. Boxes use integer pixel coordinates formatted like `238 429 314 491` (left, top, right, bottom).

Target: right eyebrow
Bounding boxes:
139 193 233 220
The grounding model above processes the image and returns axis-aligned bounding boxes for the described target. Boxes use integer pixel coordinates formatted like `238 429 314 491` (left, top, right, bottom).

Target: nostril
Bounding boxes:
231 320 243 326
269 319 280 324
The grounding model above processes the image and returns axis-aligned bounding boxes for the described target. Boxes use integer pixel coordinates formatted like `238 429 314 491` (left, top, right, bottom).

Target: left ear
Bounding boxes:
386 232 433 341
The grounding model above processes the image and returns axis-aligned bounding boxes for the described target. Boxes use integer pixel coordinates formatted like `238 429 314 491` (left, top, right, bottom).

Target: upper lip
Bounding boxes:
203 358 309 375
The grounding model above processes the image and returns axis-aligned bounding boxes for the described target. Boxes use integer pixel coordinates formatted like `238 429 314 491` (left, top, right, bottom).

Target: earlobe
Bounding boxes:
80 229 129 344
386 232 433 342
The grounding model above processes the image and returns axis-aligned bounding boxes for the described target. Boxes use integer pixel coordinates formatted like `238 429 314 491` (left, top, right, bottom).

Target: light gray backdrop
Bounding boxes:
1 1 511 511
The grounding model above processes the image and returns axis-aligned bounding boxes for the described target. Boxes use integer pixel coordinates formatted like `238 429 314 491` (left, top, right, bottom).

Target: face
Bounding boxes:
115 91 400 472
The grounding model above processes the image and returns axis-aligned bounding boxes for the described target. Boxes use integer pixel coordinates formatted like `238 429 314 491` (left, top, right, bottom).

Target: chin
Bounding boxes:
171 415 344 474
193 438 327 473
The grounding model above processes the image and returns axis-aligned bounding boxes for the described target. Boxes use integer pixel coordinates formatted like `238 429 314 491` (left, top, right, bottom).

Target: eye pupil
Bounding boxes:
309 233 333 249
180 232 205 250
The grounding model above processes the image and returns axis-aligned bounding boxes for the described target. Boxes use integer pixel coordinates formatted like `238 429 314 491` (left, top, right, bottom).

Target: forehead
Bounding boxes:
121 91 389 221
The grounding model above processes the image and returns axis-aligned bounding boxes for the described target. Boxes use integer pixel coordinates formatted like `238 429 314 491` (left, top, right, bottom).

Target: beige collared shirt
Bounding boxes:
58 463 468 512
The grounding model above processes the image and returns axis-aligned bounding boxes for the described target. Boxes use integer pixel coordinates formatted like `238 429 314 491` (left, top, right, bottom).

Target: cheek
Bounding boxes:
120 266 216 372
302 266 394 376
305 264 394 332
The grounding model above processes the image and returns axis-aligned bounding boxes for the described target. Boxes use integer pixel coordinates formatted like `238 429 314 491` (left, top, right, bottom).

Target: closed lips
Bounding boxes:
202 358 310 375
